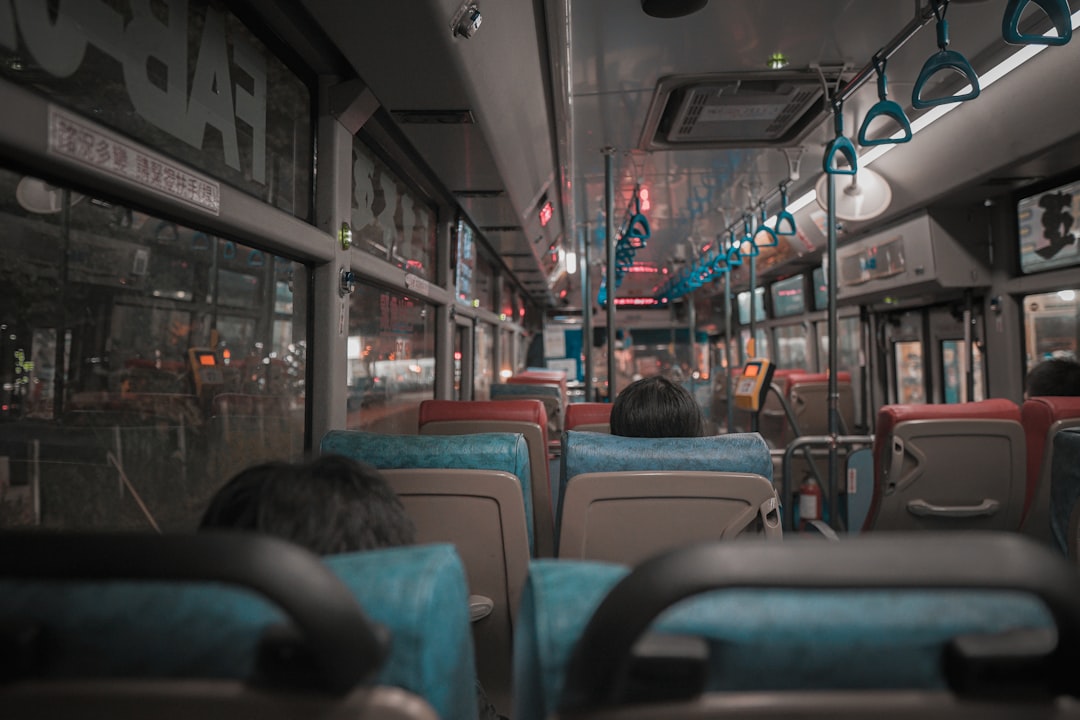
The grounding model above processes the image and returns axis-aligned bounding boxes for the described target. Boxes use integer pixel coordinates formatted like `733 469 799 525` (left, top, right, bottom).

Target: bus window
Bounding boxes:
894 340 926 404
0 168 308 530
740 328 771 361
1024 289 1079 367
942 340 986 404
346 284 435 433
774 324 808 369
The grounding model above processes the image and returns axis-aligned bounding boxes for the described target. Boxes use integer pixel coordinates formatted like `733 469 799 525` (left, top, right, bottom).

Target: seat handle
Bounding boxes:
907 498 1001 518
558 534 1080 711
1002 0 1072 46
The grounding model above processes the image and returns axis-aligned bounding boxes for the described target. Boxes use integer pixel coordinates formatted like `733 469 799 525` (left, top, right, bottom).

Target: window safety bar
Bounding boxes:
858 53 913 146
1003 0 1072 46
912 0 980 109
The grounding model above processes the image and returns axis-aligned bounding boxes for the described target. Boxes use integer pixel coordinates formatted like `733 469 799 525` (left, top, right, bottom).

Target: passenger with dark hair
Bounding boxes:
200 455 504 720
609 375 706 438
1026 357 1080 399
200 454 415 553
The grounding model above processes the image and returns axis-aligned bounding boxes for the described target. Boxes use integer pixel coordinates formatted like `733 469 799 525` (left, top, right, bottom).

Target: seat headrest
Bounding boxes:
327 544 478 720
876 399 1021 445
0 538 477 720
514 543 1057 720
491 383 562 402
562 431 772 484
419 399 547 429
321 430 533 550
565 403 612 431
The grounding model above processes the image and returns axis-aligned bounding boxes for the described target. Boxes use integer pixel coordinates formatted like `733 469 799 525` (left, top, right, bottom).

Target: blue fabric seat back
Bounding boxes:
1051 427 1080 553
0 543 478 720
490 383 564 436
322 430 534 552
558 431 772 520
513 558 1054 720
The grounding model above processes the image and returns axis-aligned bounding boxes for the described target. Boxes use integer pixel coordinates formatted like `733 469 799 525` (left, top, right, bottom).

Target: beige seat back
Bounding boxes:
419 399 555 558
869 400 1026 532
558 470 780 563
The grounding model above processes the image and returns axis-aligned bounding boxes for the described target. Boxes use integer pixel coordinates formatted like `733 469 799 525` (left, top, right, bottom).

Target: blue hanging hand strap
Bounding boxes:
739 216 760 257
1003 0 1072 45
774 184 797 236
823 100 858 176
725 229 743 268
912 0 980 109
755 205 779 248
858 53 913 146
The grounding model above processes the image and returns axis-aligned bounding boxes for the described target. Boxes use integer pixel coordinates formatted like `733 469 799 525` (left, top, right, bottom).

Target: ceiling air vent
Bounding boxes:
639 69 847 150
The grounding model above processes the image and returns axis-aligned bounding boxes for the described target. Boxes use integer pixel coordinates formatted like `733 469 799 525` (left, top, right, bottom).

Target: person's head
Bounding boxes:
609 375 706 438
200 454 415 555
1025 358 1080 398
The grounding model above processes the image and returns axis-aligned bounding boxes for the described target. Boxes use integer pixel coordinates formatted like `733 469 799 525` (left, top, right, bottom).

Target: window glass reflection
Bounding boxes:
0 169 308 530
346 283 434 433
351 139 437 281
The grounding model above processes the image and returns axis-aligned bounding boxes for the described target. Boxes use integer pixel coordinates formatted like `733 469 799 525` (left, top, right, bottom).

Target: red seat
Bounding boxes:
418 399 555 557
565 403 612 433
867 399 1025 532
1019 397 1080 541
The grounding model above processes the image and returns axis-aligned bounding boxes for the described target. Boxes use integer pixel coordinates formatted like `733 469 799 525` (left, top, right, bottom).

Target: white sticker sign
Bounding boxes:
543 327 566 358
48 107 221 215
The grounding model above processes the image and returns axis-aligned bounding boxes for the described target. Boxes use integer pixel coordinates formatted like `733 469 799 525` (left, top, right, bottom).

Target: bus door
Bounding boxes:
879 310 927 406
928 302 986 404
454 316 473 400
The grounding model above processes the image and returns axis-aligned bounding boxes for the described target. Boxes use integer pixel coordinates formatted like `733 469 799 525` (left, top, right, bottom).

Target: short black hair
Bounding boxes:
200 454 415 555
609 375 706 438
1026 358 1080 397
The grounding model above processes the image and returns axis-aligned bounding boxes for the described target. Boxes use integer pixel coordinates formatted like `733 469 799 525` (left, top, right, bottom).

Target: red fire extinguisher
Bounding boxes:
798 476 822 530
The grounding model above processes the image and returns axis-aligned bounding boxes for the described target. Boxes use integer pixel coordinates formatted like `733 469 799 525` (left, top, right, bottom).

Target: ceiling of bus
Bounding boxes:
299 0 1080 309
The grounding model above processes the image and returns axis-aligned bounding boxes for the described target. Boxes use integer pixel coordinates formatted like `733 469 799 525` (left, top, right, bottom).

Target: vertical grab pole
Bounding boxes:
582 225 593 401
724 267 735 433
748 248 758 433
826 170 841 531
603 147 617 402
963 289 974 402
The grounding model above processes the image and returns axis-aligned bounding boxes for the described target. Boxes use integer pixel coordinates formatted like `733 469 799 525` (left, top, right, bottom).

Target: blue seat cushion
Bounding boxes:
322 430 534 553
513 559 1054 720
558 431 772 520
0 542 478 720
1050 427 1080 554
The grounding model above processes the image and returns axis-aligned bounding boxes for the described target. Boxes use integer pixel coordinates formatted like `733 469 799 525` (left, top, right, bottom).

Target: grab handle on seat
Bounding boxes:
558 534 1080 711
1002 0 1072 46
907 498 1001 518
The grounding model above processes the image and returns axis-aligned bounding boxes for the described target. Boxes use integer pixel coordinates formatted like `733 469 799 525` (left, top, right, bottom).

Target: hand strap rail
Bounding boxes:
559 534 1080 711
858 53 913 146
1003 0 1072 46
912 0 981 109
